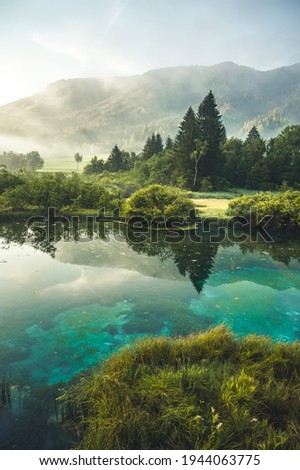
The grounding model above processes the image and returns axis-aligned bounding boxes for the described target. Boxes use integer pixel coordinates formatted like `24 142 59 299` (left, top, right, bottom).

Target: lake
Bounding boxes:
0 216 300 448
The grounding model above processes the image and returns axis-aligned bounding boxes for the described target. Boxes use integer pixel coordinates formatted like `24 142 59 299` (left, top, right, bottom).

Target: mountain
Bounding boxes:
0 62 300 157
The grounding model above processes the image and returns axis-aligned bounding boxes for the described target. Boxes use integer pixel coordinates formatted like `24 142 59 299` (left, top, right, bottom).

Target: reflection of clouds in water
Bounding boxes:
0 241 193 320
55 237 183 282
0 243 76 286
41 266 140 296
0 227 300 392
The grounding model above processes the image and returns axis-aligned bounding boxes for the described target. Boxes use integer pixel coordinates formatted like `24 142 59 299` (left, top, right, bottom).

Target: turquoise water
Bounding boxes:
0 219 299 448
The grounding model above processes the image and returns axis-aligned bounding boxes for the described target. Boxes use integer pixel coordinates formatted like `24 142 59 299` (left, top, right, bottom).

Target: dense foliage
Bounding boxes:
84 145 136 175
1 91 300 216
227 191 300 230
82 93 300 192
63 326 300 450
0 171 120 211
123 184 195 222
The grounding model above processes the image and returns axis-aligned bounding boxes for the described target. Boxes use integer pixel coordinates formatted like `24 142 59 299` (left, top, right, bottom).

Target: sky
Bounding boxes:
0 0 299 105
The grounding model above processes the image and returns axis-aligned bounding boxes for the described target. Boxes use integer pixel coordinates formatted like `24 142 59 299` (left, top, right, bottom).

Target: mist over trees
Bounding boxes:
0 150 44 171
1 62 300 156
1 90 300 214
82 91 300 191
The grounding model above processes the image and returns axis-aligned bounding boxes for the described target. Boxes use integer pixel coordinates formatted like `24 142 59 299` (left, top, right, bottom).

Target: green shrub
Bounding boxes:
62 326 300 450
227 191 300 230
123 185 195 222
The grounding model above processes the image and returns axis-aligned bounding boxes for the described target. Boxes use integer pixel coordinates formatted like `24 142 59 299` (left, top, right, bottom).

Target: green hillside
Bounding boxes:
1 62 300 156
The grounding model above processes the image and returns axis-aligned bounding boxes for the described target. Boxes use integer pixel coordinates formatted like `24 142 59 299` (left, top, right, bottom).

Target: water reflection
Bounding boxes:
0 216 300 449
1 217 299 293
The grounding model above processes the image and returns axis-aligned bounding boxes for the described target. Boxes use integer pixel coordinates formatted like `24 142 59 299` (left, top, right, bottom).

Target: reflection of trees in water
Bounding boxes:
123 226 220 293
0 218 57 257
173 241 218 293
1 218 300 293
1 219 219 293
1 218 300 449
238 235 300 265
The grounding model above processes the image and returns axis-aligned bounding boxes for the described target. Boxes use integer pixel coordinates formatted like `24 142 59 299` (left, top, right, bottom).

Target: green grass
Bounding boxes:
62 326 300 450
188 189 269 200
39 158 85 173
191 198 230 218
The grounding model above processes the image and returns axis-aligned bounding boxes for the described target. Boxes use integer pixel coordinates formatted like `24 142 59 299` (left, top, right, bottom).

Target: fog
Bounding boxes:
0 0 299 105
0 62 299 159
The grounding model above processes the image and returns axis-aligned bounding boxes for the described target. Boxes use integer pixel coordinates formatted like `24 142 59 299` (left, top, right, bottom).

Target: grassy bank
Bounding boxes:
63 326 300 450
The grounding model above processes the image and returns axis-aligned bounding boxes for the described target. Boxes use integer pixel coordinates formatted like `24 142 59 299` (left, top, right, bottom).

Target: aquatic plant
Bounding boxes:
62 326 300 450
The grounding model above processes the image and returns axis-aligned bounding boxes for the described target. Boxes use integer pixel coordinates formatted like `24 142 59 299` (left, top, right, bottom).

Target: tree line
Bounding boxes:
0 150 44 171
84 91 300 191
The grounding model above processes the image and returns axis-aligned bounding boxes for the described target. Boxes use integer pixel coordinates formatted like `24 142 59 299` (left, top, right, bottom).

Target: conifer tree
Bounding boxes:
174 106 198 187
245 126 261 142
142 133 163 159
165 136 174 150
196 91 226 182
105 145 124 172
142 137 152 159
154 133 164 154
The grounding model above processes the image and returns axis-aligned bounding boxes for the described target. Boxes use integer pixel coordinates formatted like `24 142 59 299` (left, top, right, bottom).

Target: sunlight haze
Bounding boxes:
0 0 299 105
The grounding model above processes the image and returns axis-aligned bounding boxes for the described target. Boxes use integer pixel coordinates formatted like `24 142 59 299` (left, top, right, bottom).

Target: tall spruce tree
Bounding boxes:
142 133 163 159
105 145 124 172
196 91 226 184
174 106 198 188
154 133 164 154
165 136 174 150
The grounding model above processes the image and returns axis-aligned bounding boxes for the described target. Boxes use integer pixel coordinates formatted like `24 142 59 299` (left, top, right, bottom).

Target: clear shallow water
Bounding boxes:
1 220 300 385
0 218 300 448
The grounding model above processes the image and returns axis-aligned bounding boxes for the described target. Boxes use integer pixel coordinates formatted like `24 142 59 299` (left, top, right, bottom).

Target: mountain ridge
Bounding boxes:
0 62 300 157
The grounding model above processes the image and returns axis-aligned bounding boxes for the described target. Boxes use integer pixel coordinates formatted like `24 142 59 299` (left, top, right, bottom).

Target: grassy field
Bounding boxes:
192 198 230 218
39 158 85 173
188 189 261 199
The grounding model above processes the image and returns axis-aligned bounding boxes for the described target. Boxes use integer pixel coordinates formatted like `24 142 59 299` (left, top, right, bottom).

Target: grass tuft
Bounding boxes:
62 326 300 450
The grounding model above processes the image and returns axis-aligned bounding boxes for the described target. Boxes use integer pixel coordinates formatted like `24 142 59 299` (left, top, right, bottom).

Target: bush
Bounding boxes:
62 326 300 450
123 185 195 223
227 191 300 230
0 172 121 212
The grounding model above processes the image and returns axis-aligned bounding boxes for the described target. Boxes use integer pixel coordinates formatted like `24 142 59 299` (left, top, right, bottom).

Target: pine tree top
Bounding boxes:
246 126 262 142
